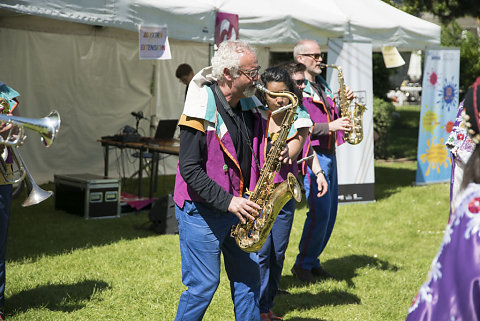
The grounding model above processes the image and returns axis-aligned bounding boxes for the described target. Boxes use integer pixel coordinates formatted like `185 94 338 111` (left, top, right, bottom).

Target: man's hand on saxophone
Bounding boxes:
329 117 352 132
342 85 356 101
228 196 261 224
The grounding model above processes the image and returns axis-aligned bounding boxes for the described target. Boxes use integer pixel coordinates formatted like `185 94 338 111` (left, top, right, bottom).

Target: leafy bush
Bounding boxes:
372 53 394 99
373 96 396 158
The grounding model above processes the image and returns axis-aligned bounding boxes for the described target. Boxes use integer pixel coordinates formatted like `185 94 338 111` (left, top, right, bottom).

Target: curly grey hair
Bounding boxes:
211 40 256 82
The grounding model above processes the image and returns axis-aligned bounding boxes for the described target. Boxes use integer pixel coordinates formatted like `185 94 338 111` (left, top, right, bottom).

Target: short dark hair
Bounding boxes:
256 66 303 105
280 62 306 76
175 64 193 79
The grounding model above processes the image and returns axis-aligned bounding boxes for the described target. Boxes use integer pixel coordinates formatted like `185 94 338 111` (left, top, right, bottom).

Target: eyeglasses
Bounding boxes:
300 53 322 60
239 66 261 78
293 79 305 86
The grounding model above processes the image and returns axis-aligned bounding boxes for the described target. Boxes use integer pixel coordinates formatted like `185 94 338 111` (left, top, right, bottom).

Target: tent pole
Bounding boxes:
151 60 159 137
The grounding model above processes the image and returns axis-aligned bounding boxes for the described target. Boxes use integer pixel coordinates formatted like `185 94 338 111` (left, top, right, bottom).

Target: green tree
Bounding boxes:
383 0 480 22
381 0 422 16
372 53 394 99
406 0 480 23
441 21 480 95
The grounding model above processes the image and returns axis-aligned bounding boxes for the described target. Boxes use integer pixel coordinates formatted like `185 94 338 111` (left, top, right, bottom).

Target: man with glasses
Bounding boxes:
173 40 288 320
291 39 353 283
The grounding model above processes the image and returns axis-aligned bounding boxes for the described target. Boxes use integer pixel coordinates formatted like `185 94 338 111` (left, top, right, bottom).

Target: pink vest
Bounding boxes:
300 78 345 174
173 107 268 209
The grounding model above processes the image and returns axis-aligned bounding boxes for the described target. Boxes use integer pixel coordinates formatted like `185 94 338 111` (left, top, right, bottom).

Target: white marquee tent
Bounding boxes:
0 0 440 185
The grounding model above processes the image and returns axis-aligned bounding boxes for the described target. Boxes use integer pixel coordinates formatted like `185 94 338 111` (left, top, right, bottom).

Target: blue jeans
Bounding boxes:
0 184 13 309
257 198 295 314
295 153 338 270
175 201 260 321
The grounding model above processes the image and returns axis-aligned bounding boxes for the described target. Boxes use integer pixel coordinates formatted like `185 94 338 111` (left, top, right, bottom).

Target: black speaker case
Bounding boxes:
149 193 178 234
54 173 121 219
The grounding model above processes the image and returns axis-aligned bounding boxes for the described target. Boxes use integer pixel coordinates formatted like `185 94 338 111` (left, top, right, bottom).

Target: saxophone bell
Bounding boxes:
321 63 366 145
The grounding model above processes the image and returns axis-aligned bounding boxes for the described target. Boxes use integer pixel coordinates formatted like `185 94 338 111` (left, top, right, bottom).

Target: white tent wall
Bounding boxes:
0 15 209 184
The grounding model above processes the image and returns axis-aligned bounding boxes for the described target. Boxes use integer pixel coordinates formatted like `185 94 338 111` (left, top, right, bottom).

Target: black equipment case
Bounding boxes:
54 173 121 219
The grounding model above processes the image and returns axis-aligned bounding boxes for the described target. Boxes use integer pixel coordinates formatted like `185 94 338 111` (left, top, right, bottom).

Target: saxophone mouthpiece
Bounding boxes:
254 82 269 93
319 63 328 68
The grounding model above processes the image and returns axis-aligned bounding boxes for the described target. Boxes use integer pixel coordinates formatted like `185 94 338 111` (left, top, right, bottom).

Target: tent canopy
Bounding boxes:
333 0 441 51
210 0 348 48
0 0 440 49
0 0 217 42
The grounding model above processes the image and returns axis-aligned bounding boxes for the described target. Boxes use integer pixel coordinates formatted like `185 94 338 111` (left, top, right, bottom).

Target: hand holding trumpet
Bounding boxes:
0 102 61 206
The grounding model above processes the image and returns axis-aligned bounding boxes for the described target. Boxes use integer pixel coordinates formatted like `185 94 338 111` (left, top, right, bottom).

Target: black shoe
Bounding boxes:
311 266 336 280
291 265 315 283
276 288 291 295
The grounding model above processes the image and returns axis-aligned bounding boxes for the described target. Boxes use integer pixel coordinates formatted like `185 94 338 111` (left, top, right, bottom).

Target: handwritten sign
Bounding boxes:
381 46 405 68
139 25 171 60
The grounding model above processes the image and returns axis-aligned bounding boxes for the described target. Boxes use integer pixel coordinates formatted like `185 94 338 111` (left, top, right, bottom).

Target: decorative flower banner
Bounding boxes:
139 25 171 60
415 48 460 184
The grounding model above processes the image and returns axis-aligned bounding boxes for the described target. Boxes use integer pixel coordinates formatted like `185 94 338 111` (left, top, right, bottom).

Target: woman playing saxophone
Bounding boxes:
253 66 328 321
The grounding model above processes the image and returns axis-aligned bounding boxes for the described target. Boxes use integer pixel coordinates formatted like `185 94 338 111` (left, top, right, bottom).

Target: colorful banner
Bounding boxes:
327 39 375 203
215 12 239 47
139 25 171 60
415 48 460 184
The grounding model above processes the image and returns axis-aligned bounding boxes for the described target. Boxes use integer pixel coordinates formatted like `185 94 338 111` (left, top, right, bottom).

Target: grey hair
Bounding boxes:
293 40 317 62
211 40 256 81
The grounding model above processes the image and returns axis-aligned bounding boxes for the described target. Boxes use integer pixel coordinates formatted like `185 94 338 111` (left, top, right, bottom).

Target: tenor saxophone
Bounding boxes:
321 63 366 145
230 84 302 253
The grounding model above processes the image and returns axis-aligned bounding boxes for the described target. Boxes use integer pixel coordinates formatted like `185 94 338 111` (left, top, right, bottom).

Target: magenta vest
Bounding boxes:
300 78 345 174
173 107 268 209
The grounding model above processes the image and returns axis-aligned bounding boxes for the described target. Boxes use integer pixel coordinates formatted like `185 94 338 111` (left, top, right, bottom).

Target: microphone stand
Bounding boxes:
134 116 141 134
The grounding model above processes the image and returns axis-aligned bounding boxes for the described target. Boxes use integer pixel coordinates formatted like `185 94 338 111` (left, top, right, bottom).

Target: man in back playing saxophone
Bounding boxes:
173 40 291 320
291 39 354 283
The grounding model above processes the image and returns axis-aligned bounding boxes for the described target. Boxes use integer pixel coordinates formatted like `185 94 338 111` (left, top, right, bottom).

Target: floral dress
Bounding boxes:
446 101 476 165
405 183 480 321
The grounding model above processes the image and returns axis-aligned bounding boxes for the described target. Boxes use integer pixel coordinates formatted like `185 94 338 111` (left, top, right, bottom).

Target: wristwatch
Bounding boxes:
315 169 325 177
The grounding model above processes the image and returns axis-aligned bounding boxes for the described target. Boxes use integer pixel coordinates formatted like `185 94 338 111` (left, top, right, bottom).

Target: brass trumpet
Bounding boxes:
0 103 61 206
0 110 60 147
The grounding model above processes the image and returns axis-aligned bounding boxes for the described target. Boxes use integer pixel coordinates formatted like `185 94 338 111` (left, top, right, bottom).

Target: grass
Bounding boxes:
4 106 450 320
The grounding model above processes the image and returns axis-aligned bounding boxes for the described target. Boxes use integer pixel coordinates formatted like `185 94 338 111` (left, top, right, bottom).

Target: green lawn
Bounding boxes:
4 106 450 321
